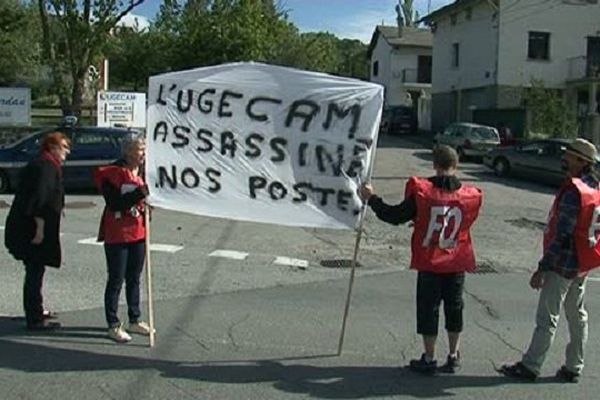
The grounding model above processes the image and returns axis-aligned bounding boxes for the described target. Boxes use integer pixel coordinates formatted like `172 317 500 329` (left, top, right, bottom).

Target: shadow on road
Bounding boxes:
0 316 554 399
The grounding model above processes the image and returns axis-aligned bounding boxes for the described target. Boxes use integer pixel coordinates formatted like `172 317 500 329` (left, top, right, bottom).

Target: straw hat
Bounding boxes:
566 138 598 164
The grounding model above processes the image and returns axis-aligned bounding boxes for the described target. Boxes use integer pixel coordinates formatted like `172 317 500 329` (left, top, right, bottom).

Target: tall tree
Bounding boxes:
37 0 145 116
0 1 41 86
396 0 419 27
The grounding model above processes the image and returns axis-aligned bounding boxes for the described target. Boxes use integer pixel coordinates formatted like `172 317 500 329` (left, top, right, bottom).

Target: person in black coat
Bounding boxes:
5 132 71 330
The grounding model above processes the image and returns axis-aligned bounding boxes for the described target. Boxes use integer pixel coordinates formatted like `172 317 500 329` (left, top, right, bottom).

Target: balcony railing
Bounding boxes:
567 56 600 81
399 68 432 84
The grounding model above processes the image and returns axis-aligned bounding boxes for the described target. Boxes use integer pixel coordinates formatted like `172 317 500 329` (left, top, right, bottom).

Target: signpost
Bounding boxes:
97 91 146 128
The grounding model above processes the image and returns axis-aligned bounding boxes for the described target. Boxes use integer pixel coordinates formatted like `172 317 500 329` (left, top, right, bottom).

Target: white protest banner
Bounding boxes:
0 88 31 126
97 91 146 128
146 62 383 230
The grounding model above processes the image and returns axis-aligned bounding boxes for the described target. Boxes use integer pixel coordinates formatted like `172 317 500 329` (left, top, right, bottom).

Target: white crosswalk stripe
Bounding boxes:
208 249 249 260
273 256 309 268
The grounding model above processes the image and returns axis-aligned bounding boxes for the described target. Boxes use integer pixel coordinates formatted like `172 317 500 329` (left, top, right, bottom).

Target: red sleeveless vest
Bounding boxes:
544 178 600 273
407 177 483 273
95 165 146 244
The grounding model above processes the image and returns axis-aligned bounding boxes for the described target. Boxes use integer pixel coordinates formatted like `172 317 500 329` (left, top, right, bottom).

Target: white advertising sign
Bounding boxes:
146 62 383 230
0 88 31 126
97 91 146 128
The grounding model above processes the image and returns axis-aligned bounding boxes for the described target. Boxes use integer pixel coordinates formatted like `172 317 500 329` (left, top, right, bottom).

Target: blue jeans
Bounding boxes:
104 241 145 328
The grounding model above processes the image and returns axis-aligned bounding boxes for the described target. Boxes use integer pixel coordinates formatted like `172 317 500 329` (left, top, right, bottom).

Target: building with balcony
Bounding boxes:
422 0 600 141
367 25 432 130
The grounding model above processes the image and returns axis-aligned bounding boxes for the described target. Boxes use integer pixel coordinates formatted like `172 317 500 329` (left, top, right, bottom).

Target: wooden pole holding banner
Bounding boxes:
336 131 380 355
336 225 365 355
144 205 156 347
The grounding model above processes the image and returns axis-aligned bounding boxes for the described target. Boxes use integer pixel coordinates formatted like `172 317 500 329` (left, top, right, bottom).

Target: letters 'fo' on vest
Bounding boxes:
406 177 483 273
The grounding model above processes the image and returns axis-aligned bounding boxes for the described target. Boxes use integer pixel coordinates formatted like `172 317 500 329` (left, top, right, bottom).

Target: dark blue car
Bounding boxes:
0 125 131 193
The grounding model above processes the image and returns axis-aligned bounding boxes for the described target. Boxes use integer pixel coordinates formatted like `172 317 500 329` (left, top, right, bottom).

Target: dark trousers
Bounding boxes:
416 271 465 336
104 241 145 328
23 262 46 325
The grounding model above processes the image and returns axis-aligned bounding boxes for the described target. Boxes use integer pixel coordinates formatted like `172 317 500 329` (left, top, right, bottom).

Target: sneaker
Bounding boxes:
498 362 537 382
409 354 437 375
108 324 132 343
439 352 461 373
42 309 58 320
556 366 580 383
127 321 154 336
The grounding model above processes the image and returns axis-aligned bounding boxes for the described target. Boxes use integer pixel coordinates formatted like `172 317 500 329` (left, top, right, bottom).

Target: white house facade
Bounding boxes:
368 25 433 130
423 0 600 141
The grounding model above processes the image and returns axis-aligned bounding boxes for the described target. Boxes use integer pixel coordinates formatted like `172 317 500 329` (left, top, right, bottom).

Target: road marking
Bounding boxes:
209 249 249 260
78 237 183 253
274 256 309 268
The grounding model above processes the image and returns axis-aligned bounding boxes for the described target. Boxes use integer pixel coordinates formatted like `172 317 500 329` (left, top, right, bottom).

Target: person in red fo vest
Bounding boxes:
500 138 600 383
95 132 152 343
360 145 482 374
4 132 70 331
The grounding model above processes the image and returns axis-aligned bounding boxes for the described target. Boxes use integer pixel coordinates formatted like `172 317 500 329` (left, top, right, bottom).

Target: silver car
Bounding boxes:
483 139 570 185
434 122 501 160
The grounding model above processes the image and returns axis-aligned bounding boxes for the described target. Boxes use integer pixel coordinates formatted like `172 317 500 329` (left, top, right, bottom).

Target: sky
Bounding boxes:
128 0 453 43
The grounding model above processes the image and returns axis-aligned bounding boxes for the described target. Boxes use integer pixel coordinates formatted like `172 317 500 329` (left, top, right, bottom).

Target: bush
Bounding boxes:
525 78 577 139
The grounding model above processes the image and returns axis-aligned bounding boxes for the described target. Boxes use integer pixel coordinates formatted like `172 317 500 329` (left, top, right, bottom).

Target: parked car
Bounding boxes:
433 122 500 160
483 138 570 185
0 124 132 193
379 106 417 135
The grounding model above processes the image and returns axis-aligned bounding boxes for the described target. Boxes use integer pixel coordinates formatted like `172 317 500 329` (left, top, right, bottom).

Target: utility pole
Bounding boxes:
428 0 431 14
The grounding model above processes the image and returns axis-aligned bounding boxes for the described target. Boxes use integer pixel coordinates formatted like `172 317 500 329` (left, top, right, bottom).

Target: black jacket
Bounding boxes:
5 157 64 267
368 175 462 225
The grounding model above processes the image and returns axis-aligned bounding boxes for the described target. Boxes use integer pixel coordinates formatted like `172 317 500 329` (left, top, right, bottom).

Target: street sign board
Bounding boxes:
97 91 146 128
0 87 31 126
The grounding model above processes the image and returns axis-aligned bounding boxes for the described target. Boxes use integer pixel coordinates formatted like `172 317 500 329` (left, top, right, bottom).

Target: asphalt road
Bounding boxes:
0 133 598 399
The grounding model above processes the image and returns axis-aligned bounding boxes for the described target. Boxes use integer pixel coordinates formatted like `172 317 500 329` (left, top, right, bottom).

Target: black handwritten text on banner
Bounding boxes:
146 63 384 230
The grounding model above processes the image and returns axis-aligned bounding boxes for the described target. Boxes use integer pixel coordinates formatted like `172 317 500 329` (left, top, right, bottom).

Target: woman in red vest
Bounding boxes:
95 132 151 343
360 145 482 374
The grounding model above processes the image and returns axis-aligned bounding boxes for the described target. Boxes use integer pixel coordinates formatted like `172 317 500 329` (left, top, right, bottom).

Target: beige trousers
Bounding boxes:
521 271 588 375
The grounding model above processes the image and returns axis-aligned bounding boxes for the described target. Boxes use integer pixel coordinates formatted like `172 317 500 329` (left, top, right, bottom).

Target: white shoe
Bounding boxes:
127 321 155 336
108 324 132 343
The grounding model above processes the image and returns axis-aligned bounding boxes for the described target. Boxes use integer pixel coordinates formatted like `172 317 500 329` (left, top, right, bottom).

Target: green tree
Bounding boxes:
37 0 145 116
109 0 369 92
106 27 156 91
525 78 578 138
336 39 368 80
0 1 41 86
293 32 341 74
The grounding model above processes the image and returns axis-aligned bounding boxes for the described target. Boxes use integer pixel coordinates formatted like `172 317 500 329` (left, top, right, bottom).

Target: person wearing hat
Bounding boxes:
500 138 600 383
